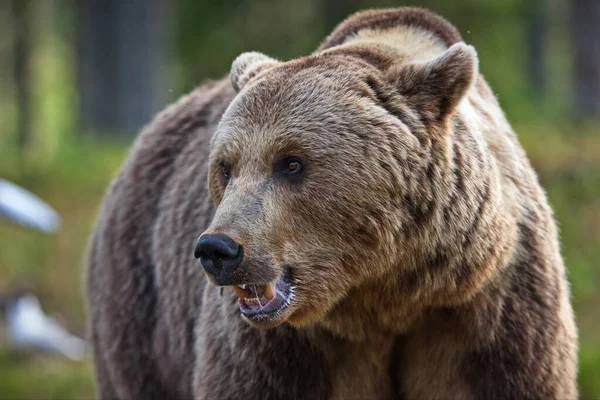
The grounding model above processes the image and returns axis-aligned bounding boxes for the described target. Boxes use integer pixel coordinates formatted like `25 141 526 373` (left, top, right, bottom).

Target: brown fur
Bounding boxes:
86 7 578 399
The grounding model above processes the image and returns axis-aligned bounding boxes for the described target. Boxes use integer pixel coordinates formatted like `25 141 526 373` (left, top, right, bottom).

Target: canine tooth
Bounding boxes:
233 285 251 299
265 283 275 300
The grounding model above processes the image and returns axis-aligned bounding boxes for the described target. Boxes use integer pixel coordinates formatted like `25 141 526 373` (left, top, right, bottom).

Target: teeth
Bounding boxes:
233 285 251 299
265 283 275 300
244 296 267 304
232 283 275 302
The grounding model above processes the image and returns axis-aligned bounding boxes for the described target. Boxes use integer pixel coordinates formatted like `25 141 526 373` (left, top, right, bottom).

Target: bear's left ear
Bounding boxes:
230 51 281 92
386 43 478 122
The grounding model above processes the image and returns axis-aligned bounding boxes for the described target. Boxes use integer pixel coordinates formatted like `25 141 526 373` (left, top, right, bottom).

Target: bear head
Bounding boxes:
195 9 513 335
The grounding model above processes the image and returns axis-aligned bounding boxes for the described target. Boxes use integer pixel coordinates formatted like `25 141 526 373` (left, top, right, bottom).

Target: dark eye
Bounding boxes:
286 159 302 173
274 156 304 181
219 161 231 180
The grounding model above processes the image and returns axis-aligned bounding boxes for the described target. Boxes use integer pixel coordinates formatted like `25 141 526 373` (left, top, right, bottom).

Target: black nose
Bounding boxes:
194 234 243 282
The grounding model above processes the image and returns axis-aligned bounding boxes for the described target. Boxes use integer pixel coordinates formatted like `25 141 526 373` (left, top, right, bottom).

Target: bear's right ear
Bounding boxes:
230 52 280 92
386 43 478 122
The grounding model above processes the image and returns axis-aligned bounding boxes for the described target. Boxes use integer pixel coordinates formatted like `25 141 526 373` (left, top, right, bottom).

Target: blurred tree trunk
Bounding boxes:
11 0 32 150
571 0 600 119
76 0 169 135
527 0 546 101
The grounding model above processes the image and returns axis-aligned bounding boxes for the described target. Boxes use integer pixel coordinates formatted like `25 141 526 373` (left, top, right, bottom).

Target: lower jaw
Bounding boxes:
240 304 321 329
241 307 290 328
237 292 290 326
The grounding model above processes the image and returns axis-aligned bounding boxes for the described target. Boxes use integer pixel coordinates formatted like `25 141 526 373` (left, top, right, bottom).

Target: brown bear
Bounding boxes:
86 7 578 400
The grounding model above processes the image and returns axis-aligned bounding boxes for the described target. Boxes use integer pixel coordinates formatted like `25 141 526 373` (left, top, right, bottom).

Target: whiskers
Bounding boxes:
254 285 263 308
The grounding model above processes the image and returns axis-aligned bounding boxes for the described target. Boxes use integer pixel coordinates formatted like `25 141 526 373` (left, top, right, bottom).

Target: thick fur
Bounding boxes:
86 7 577 400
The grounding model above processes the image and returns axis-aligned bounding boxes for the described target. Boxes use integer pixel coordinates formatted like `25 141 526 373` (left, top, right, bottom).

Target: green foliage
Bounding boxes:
0 137 129 399
174 0 324 93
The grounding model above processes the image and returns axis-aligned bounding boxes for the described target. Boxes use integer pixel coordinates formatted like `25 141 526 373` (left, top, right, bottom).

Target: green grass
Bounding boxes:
0 350 95 400
0 137 129 400
0 123 598 399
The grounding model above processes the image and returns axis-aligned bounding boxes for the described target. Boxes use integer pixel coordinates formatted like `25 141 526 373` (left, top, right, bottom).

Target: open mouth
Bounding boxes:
232 274 293 320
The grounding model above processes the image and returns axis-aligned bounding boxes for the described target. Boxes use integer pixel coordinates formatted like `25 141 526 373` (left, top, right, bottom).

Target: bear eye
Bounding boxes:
286 160 301 173
218 161 231 181
274 156 304 181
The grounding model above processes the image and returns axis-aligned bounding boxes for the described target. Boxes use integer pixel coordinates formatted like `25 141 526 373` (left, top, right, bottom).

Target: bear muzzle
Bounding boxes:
194 234 295 327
